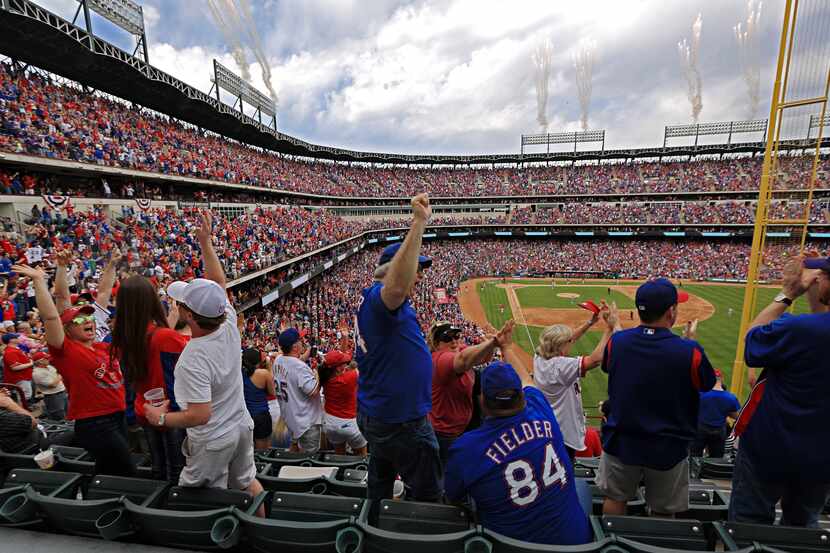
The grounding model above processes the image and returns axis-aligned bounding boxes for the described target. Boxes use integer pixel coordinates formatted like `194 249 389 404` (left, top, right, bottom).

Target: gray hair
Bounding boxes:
374 262 391 280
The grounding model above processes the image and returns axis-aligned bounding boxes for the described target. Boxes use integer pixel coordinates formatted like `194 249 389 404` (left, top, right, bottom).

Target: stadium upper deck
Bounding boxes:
0 0 827 199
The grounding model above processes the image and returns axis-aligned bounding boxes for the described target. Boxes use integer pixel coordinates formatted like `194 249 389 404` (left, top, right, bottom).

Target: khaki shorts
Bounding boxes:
596 451 689 514
291 424 322 454
179 424 257 490
324 415 367 450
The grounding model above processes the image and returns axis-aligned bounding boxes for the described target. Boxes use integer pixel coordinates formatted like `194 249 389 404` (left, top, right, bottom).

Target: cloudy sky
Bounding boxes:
35 0 810 155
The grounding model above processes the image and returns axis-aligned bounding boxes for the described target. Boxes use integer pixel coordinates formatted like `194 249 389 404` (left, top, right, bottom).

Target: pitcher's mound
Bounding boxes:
556 293 580 299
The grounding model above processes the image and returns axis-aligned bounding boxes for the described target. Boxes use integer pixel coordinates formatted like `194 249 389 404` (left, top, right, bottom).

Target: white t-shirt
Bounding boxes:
25 246 43 264
533 354 586 451
92 302 111 343
273 355 322 439
174 300 253 442
32 364 66 394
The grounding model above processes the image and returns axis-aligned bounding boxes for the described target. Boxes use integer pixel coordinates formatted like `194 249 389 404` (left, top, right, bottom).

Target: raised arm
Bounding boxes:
95 249 122 310
570 311 600 344
453 336 498 374
196 210 225 289
380 194 430 310
748 256 818 331
494 320 532 387
53 248 72 313
12 264 63 349
584 301 621 372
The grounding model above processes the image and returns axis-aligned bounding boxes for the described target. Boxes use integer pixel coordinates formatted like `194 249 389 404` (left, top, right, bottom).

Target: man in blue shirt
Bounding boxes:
729 255 830 527
445 321 591 546
598 278 715 516
690 369 740 458
355 193 442 514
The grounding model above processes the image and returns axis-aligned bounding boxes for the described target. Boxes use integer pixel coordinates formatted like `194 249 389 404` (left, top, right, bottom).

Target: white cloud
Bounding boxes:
123 0 826 155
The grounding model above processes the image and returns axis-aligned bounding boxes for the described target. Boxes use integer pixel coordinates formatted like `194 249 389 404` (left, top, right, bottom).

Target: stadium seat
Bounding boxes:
480 527 611 553
575 457 601 470
312 453 369 471
678 485 729 522
0 469 81 528
235 491 365 553
327 468 368 498
256 448 315 470
589 484 646 516
27 474 169 538
714 521 830 552
279 465 339 480
697 458 734 480
591 515 714 550
574 467 596 479
114 486 262 550
358 500 478 553
258 463 331 495
0 448 39 475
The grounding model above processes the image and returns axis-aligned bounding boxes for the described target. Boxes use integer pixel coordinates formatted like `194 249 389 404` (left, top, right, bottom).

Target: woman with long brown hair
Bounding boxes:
110 275 188 483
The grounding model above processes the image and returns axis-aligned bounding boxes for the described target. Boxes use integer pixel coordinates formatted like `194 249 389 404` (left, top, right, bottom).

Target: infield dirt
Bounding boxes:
457 278 716 369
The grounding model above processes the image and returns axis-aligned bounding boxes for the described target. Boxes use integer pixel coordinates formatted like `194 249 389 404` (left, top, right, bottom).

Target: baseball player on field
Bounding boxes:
444 320 591 546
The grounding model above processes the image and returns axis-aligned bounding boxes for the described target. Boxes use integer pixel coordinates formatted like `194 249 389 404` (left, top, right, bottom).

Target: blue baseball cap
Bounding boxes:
635 278 689 317
804 257 830 271
481 361 523 401
278 328 301 349
377 242 432 268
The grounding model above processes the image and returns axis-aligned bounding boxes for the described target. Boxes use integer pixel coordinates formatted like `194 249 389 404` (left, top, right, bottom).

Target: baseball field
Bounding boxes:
457 278 810 420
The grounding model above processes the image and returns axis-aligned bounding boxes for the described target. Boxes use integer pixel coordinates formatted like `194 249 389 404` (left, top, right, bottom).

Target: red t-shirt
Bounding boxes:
48 338 126 420
323 369 358 419
3 346 31 383
132 326 188 421
429 350 474 436
576 427 603 458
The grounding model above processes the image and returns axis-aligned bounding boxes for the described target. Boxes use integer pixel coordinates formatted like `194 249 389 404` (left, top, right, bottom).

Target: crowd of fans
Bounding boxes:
2 63 828 199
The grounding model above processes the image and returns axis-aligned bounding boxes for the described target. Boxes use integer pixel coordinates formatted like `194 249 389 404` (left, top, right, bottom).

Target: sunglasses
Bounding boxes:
439 332 461 343
71 315 95 325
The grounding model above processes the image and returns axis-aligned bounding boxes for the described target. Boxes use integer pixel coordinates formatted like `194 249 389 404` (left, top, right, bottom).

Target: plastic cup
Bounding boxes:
34 449 55 470
144 388 165 407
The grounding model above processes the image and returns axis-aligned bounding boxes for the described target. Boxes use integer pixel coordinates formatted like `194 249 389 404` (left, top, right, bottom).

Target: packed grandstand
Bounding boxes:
1 0 830 551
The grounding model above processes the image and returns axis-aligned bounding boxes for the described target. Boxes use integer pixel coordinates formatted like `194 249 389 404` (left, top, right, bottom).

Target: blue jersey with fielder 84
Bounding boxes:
444 387 590 545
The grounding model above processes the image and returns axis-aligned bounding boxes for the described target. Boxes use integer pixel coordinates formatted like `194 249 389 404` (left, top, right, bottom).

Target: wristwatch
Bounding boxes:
773 292 793 306
157 413 166 427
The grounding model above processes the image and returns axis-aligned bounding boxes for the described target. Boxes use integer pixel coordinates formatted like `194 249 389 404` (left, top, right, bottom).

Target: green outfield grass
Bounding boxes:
474 279 811 420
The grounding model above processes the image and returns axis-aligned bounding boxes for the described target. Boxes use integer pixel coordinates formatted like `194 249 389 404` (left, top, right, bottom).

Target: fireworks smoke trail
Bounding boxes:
532 39 553 133
206 0 251 81
678 13 704 122
734 0 762 118
236 0 279 109
573 38 596 132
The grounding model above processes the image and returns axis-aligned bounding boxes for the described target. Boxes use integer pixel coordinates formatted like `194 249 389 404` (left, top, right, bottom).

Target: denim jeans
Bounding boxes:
74 411 136 477
143 425 186 483
357 412 442 515
729 448 830 527
43 391 68 420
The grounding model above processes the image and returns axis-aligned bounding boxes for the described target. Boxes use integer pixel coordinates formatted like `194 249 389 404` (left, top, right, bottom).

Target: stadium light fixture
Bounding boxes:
520 129 605 156
808 114 830 139
212 59 277 128
663 119 767 147
72 0 149 62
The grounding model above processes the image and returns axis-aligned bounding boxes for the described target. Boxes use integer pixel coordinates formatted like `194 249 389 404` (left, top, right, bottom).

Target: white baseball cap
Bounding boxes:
166 279 226 318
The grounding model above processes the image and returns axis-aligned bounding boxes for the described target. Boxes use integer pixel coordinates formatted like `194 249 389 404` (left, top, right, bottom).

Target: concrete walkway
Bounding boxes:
0 528 197 553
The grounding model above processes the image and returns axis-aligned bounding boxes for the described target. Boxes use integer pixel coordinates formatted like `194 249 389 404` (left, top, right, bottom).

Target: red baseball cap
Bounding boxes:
324 350 352 368
713 368 723 378
60 304 95 325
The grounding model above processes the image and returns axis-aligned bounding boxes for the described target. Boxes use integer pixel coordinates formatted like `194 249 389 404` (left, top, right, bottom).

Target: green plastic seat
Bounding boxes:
312 453 369 471
258 463 331 495
575 457 600 470
698 458 734 480
0 469 82 528
117 486 260 550
714 521 830 552
327 469 368 498
235 492 365 553
480 527 611 553
591 515 714 551
29 474 168 537
678 485 729 522
256 448 315 470
358 500 478 553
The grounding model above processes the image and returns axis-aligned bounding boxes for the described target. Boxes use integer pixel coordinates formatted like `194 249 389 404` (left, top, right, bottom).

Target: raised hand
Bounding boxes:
195 209 214 244
495 319 516 348
601 300 619 329
411 193 432 222
54 248 73 267
11 264 46 282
